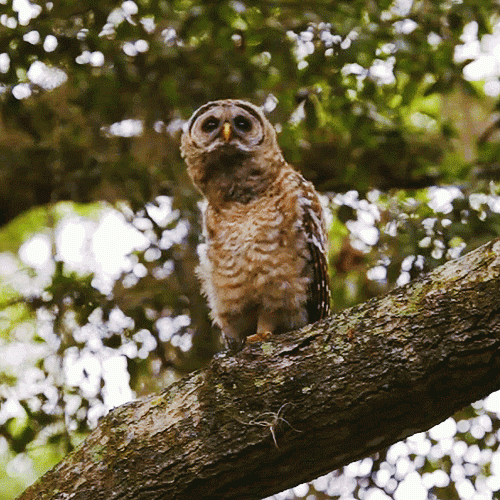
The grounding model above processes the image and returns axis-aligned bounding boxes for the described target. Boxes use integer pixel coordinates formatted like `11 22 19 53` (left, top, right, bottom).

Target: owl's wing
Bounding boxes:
300 190 331 323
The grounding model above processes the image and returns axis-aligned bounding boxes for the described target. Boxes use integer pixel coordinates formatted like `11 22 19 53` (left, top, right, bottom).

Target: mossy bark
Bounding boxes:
18 239 500 500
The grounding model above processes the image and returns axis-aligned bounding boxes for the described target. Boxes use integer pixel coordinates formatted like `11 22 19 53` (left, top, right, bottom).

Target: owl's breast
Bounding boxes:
202 189 311 310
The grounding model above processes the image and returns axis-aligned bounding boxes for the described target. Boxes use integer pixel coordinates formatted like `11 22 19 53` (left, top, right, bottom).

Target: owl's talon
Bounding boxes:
246 332 272 343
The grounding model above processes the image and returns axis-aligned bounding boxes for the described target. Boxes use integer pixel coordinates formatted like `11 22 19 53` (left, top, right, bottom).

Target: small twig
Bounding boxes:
233 403 302 449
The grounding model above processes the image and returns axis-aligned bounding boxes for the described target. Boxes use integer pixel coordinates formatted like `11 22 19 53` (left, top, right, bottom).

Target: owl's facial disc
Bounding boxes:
191 104 264 154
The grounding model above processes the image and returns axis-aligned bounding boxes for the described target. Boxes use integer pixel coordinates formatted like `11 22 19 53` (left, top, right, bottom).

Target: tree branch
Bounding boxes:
18 239 500 500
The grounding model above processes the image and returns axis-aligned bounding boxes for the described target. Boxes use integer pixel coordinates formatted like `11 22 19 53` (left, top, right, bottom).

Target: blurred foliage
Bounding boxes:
1 0 500 498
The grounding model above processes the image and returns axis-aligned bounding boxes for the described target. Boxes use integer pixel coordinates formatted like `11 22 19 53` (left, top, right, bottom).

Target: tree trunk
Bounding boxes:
18 239 500 500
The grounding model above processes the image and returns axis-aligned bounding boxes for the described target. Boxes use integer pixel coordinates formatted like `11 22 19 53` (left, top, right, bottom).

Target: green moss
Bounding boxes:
149 395 166 407
90 444 106 463
254 378 266 388
260 342 275 355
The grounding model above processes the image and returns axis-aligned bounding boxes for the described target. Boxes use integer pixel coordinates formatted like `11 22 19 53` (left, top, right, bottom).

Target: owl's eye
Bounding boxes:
234 115 252 132
201 117 220 133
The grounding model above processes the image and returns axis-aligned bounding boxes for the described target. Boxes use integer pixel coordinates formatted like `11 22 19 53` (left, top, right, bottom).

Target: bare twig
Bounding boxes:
233 403 302 449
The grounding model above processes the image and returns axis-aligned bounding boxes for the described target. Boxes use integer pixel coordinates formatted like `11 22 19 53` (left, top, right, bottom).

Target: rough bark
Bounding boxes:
18 239 500 500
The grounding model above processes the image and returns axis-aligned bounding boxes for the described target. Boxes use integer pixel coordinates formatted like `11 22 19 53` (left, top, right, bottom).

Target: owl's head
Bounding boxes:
181 99 277 153
180 99 284 203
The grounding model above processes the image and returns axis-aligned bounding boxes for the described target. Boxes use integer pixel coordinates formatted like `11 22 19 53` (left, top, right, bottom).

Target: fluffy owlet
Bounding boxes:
180 99 330 349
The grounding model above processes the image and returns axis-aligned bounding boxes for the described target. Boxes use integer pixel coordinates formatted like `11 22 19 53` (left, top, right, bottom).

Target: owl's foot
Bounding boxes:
246 331 272 343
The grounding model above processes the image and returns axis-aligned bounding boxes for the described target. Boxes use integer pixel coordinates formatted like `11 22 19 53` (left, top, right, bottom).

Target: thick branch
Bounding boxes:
19 239 500 500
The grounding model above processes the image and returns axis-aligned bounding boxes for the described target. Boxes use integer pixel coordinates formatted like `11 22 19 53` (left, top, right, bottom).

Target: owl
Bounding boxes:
180 99 330 349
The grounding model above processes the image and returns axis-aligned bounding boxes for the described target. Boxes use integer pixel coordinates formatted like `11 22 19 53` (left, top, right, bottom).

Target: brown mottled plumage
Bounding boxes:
181 99 330 349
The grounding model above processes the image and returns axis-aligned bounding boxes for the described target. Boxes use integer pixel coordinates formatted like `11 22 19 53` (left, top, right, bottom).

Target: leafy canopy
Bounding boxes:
1 1 500 499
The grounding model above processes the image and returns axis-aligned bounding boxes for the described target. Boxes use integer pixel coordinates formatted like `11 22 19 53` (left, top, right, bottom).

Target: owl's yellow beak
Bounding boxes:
222 121 232 141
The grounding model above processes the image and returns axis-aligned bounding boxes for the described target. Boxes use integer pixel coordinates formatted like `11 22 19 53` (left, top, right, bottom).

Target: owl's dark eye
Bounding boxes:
234 115 252 132
201 117 220 133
